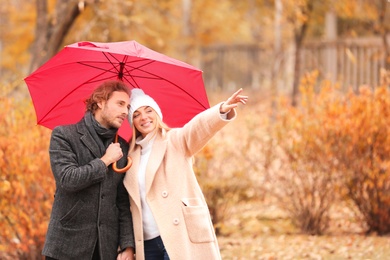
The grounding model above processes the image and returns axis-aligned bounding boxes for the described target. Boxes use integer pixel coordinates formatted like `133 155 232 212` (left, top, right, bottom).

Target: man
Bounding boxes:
42 80 135 260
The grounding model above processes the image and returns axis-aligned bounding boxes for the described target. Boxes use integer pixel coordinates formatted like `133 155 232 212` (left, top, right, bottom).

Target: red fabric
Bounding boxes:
25 41 209 141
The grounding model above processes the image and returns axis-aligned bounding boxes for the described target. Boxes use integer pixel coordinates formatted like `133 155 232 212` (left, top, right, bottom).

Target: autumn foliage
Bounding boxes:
2 71 390 259
333 83 390 235
267 71 390 235
0 97 53 259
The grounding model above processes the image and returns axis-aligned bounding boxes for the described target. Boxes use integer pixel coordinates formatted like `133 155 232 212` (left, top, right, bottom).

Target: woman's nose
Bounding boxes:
140 112 148 119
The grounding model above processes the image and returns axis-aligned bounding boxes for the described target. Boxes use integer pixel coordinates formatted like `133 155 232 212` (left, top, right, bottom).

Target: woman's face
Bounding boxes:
132 106 158 137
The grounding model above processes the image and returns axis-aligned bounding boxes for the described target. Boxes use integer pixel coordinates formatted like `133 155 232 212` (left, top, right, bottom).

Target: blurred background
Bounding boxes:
1 0 390 259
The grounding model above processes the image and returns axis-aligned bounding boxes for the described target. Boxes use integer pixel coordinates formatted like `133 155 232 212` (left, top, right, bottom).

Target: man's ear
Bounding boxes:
97 100 105 109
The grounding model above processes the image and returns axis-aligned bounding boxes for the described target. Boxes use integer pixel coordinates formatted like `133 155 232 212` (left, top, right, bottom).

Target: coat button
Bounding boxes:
161 191 168 198
173 218 180 225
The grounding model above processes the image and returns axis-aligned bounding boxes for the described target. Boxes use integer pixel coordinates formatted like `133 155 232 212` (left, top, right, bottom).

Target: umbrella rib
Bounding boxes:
37 71 122 124
121 63 209 109
78 58 208 109
104 52 126 80
27 41 210 135
74 53 209 116
77 61 120 75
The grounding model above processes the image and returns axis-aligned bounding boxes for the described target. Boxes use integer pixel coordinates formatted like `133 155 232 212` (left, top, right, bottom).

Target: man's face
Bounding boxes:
95 91 130 129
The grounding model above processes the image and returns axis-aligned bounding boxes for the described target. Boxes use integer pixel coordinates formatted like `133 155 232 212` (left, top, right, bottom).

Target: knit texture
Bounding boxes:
128 89 163 124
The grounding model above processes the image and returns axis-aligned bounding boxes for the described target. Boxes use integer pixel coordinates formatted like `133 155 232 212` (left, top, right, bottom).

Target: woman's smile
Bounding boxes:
133 106 158 137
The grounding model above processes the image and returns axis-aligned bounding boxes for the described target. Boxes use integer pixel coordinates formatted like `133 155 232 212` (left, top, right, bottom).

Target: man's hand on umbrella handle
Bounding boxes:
101 143 123 167
112 133 133 173
100 134 132 173
220 88 248 114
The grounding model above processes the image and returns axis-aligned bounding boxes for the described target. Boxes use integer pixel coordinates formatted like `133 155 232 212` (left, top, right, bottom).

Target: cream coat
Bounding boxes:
123 103 235 260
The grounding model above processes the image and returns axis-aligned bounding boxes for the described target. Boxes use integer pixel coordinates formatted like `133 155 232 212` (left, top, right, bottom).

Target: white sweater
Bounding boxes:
136 134 160 240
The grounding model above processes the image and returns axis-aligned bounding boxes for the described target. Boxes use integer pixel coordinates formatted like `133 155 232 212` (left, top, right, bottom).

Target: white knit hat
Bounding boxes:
128 88 163 124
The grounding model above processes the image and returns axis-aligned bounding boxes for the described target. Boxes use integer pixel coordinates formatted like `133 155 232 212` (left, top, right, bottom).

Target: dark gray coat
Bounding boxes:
42 117 134 260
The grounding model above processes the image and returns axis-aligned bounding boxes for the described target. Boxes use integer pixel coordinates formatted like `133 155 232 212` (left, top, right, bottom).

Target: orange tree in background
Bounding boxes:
268 72 343 235
0 97 53 259
269 71 390 235
336 85 390 235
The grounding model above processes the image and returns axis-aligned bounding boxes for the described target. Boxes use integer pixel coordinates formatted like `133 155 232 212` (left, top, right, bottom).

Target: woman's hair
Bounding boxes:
129 109 171 152
85 80 131 114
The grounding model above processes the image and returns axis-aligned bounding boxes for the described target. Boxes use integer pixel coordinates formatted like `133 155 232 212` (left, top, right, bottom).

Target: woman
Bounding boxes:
122 88 248 260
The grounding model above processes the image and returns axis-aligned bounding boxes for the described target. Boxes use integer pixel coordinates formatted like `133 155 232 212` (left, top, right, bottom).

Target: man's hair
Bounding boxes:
85 80 131 113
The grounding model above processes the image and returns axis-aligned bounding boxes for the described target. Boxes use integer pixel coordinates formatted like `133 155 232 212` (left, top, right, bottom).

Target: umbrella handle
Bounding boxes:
112 133 132 173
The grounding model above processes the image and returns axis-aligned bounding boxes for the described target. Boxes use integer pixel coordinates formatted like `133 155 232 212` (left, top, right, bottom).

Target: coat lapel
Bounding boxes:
145 133 167 195
77 121 101 158
124 147 141 208
124 132 168 206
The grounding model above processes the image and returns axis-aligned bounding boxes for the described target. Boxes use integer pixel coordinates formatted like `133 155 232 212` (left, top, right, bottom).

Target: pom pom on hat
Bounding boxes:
128 88 163 124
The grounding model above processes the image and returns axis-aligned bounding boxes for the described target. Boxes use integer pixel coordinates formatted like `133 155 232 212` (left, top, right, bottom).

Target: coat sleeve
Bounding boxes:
170 103 237 157
49 126 107 192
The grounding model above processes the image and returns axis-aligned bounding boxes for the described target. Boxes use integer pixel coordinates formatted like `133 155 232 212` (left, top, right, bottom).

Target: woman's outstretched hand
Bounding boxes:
220 88 248 114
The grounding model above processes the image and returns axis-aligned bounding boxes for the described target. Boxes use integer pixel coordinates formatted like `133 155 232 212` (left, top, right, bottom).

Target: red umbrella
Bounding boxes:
24 40 210 141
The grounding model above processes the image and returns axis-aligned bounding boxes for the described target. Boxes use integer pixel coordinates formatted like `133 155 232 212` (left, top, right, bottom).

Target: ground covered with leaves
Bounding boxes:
217 200 390 259
219 234 390 259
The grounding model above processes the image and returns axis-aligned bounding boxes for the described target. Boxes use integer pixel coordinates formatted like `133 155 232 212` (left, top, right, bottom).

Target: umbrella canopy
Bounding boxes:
24 40 209 140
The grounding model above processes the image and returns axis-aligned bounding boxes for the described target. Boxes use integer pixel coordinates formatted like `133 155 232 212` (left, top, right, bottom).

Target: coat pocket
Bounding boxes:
60 200 85 227
181 198 215 243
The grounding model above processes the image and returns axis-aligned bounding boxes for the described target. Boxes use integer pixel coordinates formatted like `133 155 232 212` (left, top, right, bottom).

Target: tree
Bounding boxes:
29 0 86 73
0 97 53 259
375 0 389 70
286 0 315 107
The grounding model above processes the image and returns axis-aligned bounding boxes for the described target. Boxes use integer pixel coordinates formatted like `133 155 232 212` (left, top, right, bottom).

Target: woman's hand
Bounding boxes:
220 88 248 114
117 247 135 260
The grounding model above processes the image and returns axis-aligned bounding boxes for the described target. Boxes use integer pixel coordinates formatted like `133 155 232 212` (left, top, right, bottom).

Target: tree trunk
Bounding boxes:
271 0 283 118
291 36 302 107
291 0 314 107
378 0 389 70
29 0 82 73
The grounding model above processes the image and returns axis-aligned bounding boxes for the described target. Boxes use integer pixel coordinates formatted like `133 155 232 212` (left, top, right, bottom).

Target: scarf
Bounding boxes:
84 111 118 157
